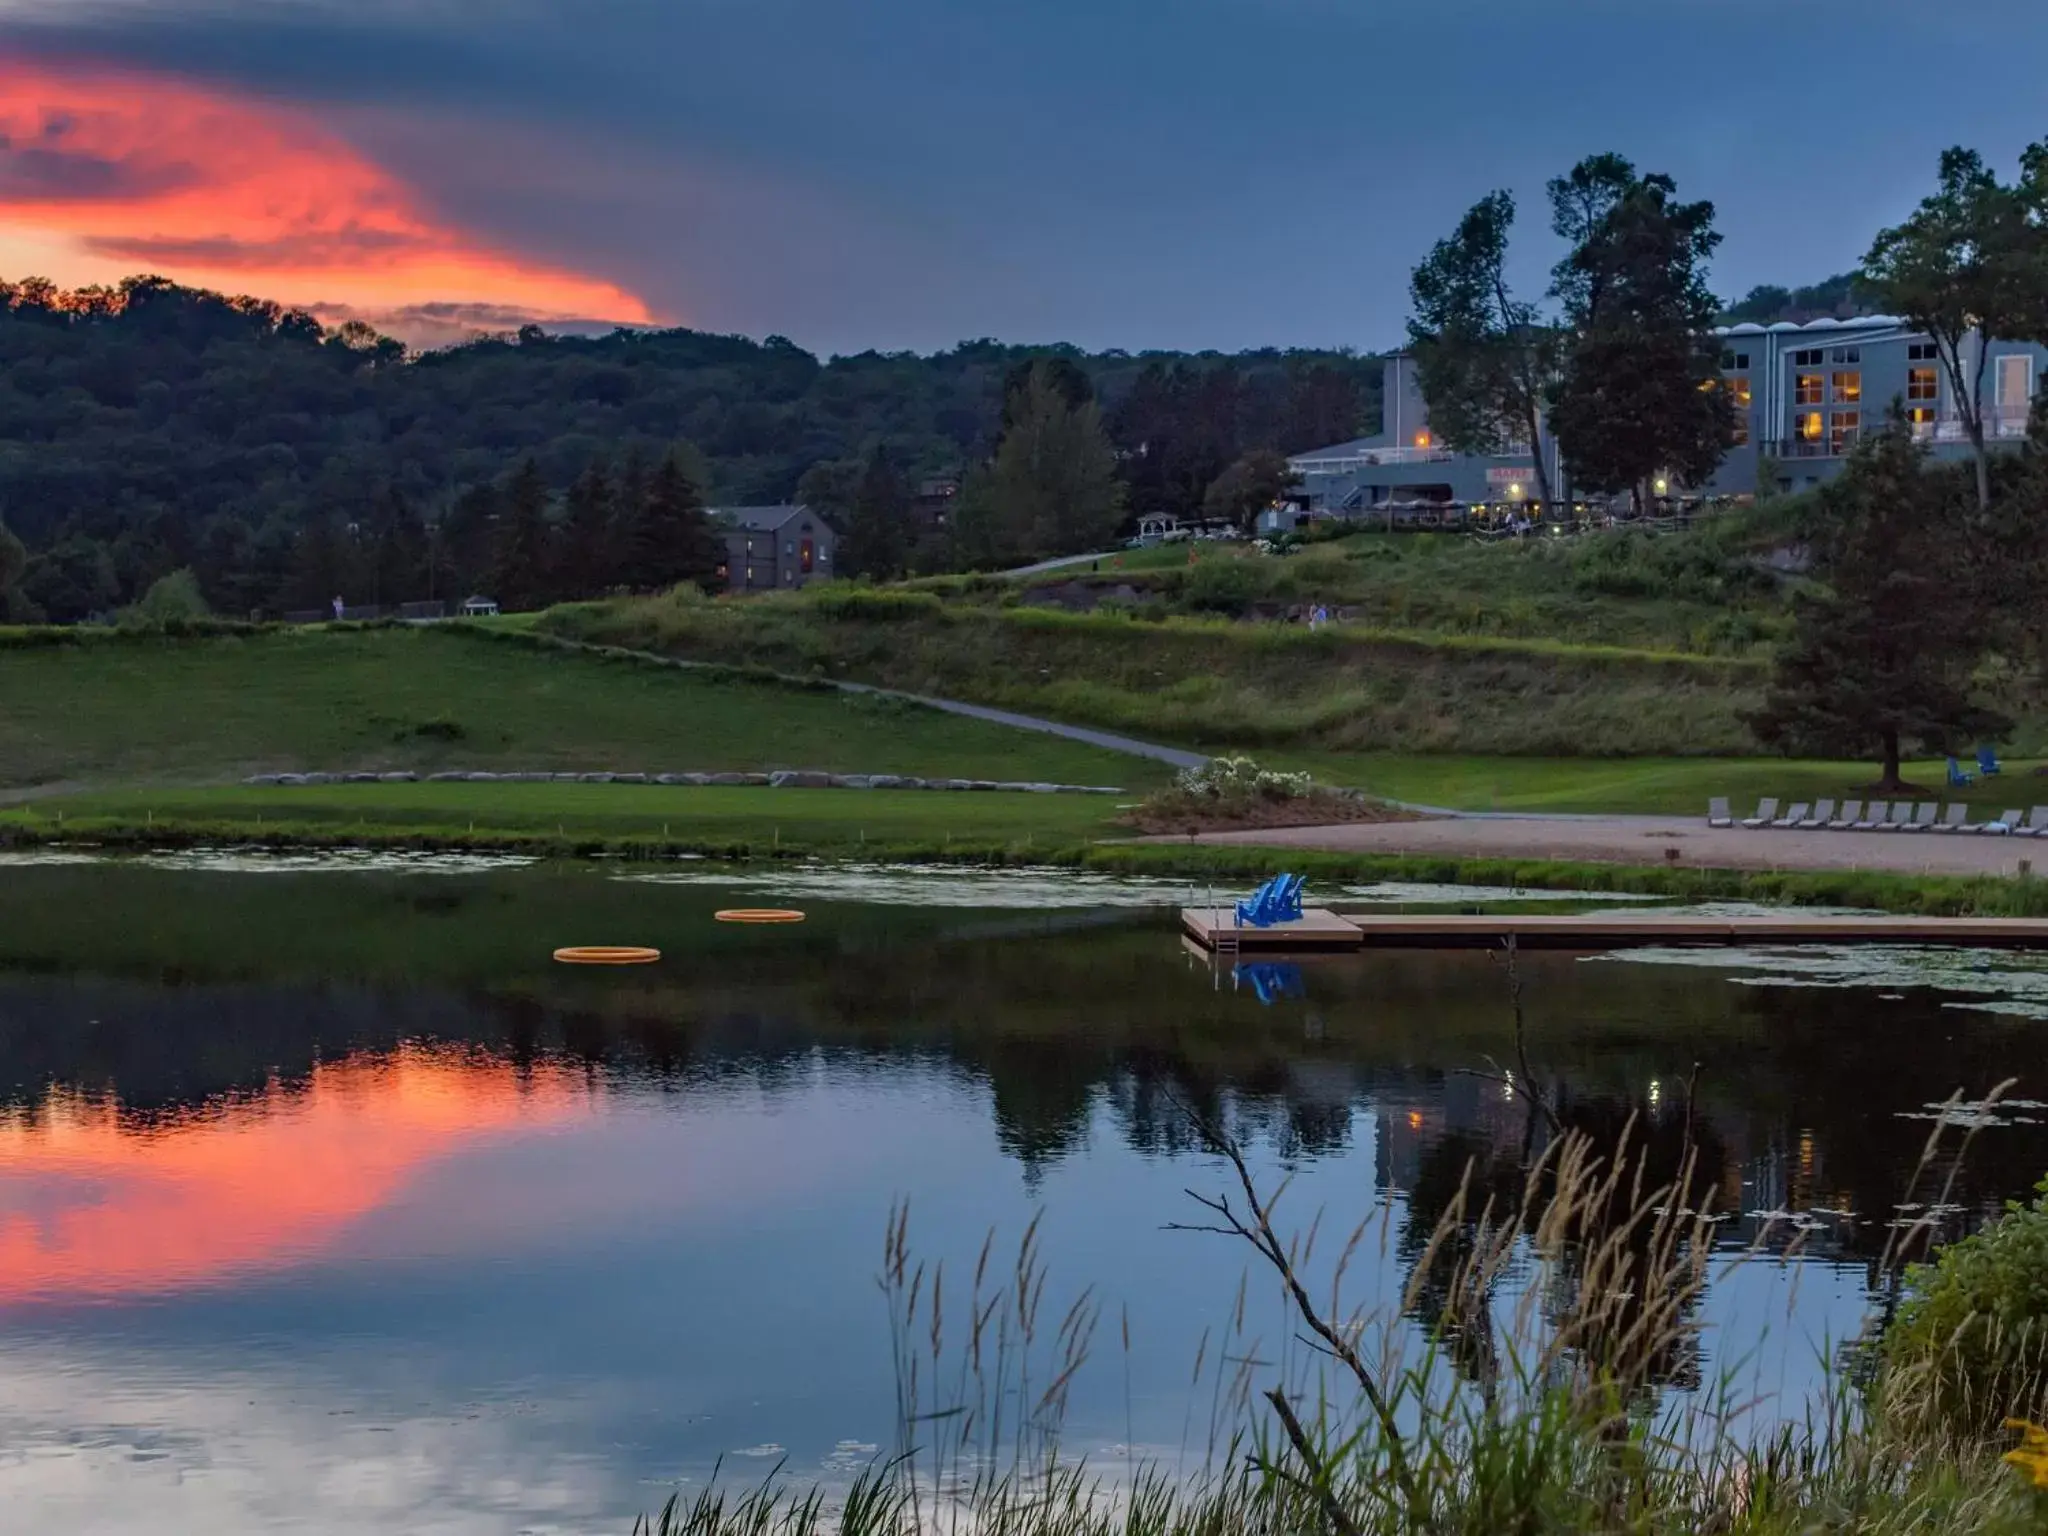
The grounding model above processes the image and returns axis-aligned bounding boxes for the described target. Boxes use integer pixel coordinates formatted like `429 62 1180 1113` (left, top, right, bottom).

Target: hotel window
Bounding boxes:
1909 342 1939 361
1907 367 1938 402
1731 415 1751 447
1829 347 1861 364
1792 349 1824 367
1830 411 1861 454
1794 373 1825 405
1723 375 1752 408
1907 406 1937 432
1831 371 1862 404
1721 350 1750 371
1795 411 1824 444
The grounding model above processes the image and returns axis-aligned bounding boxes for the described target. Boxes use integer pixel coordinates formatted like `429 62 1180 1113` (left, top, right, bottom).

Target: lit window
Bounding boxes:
1830 411 1860 454
1724 375 1752 408
1795 411 1824 443
1907 406 1937 432
1795 373 1824 405
1413 430 1432 449
1907 367 1938 402
1831 371 1861 404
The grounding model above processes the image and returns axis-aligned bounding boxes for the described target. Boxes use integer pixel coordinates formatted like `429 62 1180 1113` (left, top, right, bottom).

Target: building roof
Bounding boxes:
711 504 818 533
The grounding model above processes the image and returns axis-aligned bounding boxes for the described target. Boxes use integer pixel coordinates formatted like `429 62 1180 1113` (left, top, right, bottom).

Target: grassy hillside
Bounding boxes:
0 625 1166 792
544 587 1766 757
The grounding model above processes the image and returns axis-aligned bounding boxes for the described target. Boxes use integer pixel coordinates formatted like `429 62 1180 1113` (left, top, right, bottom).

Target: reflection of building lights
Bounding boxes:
1414 431 1431 449
1507 482 1524 500
1653 477 1670 495
1648 1079 1661 1107
1407 1111 1423 1131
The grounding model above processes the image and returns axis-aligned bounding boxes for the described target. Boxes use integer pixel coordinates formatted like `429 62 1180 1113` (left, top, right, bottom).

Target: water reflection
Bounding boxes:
2 862 2047 1533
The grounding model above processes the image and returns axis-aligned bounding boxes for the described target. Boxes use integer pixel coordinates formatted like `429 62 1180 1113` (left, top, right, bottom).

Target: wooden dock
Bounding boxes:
1181 908 1367 951
1180 909 2048 953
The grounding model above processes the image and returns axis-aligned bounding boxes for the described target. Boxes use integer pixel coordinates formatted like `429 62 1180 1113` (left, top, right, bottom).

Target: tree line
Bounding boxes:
0 275 1380 619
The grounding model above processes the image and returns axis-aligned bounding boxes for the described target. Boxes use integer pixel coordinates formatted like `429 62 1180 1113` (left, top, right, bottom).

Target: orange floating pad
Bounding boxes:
714 909 806 924
553 946 662 965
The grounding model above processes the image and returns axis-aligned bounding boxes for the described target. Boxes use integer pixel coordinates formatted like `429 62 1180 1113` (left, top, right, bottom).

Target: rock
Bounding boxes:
867 775 903 790
553 772 582 782
708 772 749 786
380 772 418 783
835 775 873 789
275 774 308 786
344 772 380 783
427 771 468 783
655 773 684 785
898 777 928 790
741 773 772 786
579 772 616 784
615 772 649 784
680 772 713 786
512 772 553 783
937 778 974 791
967 780 999 791
244 774 283 786
303 772 338 785
770 770 835 789
1023 783 1059 794
465 772 499 782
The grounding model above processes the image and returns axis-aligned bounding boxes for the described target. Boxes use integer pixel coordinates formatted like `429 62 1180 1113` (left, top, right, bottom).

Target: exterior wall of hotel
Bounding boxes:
1293 325 2048 511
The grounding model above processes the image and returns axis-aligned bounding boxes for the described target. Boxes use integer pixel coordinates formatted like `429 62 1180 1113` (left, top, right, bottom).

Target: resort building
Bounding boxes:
1289 325 2048 516
712 504 836 592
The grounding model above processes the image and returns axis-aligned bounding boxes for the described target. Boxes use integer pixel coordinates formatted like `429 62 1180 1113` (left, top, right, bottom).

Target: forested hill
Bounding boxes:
0 276 1380 616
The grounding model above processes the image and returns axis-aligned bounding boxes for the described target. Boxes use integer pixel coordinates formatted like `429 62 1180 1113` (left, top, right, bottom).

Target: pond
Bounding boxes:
3 855 2047 1534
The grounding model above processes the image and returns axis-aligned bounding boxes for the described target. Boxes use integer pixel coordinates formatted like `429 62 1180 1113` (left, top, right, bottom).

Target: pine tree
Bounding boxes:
1750 414 2006 789
957 363 1125 564
488 458 554 611
368 487 428 608
623 450 722 592
559 460 619 598
841 449 910 579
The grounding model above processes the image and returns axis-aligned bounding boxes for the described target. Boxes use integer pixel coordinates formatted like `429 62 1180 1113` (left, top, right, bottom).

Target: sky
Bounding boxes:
1 0 2046 355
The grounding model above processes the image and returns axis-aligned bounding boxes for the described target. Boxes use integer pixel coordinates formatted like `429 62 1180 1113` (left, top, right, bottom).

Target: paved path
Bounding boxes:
529 631 1208 772
995 550 1122 578
1150 815 2045 876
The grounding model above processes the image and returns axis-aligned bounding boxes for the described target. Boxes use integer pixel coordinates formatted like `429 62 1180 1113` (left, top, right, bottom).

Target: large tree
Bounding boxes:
1202 449 1300 535
1863 144 2048 509
488 458 554 611
840 449 911 580
623 450 722 593
558 460 619 599
1546 160 1735 506
367 487 428 609
956 363 1125 565
1750 413 2006 789
1407 190 1561 507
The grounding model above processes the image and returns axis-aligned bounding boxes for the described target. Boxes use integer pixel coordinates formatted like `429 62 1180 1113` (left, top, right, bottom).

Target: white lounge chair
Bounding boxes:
1828 799 1863 830
2017 807 2048 838
1799 799 1835 829
1906 802 1940 831
1990 809 2025 835
1874 802 1915 832
1707 797 1733 829
1740 798 1778 830
1853 800 1889 831
1772 802 1810 829
1931 804 1970 833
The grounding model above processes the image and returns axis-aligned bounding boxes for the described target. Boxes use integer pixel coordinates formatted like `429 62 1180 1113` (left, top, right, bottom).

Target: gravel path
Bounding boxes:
1151 815 2046 876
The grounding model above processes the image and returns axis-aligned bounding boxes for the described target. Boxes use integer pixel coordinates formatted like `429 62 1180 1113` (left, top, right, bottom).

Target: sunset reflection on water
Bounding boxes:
0 1047 600 1305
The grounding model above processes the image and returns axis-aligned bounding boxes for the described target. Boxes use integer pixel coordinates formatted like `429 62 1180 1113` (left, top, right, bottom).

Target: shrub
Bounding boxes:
1884 1175 2048 1432
1179 557 1263 614
1175 754 1313 801
119 569 211 629
804 585 946 622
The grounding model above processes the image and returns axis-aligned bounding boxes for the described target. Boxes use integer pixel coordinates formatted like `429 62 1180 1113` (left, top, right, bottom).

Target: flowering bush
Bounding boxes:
1174 756 1313 801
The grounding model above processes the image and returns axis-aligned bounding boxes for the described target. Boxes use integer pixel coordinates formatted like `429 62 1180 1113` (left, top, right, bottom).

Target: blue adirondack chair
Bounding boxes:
1234 873 1307 928
1978 745 2004 777
1947 756 1975 787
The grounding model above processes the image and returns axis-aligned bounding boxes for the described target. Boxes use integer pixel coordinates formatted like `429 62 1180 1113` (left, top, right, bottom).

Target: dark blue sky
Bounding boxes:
5 0 2048 354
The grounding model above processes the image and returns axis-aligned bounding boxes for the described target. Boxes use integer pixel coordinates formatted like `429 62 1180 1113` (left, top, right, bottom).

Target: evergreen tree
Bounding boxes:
840 449 910 579
957 363 1125 565
1750 414 2006 789
368 487 428 609
284 513 360 612
623 450 722 592
437 481 498 599
488 458 554 611
559 460 619 598
1202 450 1300 535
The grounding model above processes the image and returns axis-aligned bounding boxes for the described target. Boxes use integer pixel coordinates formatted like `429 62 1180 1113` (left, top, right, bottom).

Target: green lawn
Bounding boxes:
1258 750 2048 816
0 782 1132 854
0 626 1165 792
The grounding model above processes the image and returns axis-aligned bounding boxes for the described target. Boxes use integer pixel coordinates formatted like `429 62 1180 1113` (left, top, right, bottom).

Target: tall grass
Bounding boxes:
634 1069 2048 1533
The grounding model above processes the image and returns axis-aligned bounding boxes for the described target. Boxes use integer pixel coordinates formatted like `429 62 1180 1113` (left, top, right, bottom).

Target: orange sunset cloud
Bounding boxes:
0 1047 599 1305
0 57 656 323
